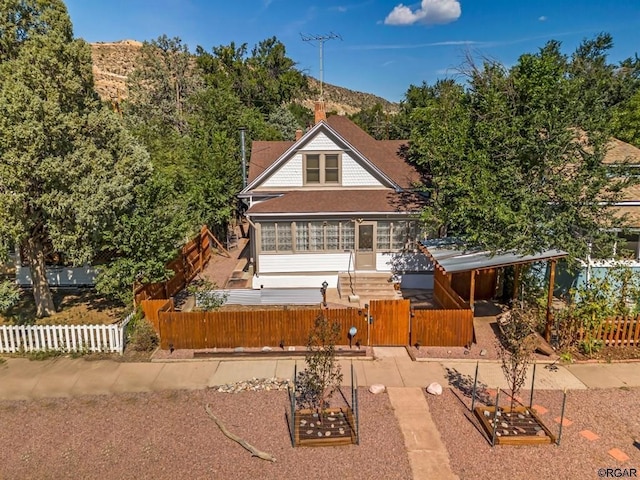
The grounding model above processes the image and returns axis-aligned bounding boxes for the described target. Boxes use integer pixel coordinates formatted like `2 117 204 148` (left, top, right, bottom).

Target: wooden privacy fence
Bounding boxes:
411 309 474 347
0 314 134 354
140 298 174 333
133 226 213 304
579 317 640 347
157 308 367 350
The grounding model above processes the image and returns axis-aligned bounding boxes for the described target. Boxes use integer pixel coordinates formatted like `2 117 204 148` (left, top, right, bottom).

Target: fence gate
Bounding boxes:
368 299 411 346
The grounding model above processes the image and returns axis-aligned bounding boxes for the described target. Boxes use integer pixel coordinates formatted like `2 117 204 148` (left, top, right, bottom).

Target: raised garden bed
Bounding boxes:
474 405 556 445
293 407 357 447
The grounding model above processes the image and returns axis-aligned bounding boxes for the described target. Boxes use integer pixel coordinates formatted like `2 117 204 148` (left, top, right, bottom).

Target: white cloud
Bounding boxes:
384 0 461 26
538 15 547 21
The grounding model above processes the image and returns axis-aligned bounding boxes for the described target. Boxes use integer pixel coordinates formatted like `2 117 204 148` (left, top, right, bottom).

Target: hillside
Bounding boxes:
90 40 398 114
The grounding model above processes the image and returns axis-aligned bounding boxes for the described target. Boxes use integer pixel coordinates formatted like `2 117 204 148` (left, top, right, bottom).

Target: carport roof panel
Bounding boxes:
420 240 568 273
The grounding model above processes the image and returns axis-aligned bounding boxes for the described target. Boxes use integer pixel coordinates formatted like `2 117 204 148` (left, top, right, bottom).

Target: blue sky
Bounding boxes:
64 0 640 102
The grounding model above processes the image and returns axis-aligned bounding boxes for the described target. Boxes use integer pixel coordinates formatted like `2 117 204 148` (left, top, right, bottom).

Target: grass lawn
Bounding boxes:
0 288 126 326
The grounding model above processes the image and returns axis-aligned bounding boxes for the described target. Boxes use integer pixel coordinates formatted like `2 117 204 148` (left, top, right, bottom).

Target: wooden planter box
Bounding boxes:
293 407 357 447
474 406 556 445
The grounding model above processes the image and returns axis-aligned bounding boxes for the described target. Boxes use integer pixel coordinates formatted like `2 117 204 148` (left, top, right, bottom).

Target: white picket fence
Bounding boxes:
0 313 134 354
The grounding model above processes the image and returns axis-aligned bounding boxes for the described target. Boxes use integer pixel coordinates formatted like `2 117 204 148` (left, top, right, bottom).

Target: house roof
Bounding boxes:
247 141 294 183
419 239 568 274
245 190 424 216
245 115 419 190
324 116 419 188
603 137 640 164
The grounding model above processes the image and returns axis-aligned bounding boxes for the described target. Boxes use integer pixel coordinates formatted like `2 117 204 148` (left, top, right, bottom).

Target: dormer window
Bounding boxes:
304 153 341 185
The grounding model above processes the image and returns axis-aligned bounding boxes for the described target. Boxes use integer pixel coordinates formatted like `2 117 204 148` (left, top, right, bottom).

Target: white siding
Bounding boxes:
16 264 97 287
261 154 303 188
376 252 433 272
342 153 383 187
302 132 338 151
258 252 351 273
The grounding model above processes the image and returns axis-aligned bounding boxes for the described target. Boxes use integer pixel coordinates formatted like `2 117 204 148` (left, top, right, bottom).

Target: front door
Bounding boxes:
356 222 376 270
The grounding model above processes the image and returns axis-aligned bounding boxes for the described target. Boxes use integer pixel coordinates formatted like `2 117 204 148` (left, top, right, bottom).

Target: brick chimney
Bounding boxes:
295 129 303 140
314 100 326 124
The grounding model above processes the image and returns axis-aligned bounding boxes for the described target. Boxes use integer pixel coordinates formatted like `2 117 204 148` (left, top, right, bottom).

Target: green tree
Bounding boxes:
95 176 187 306
0 0 151 316
409 36 634 262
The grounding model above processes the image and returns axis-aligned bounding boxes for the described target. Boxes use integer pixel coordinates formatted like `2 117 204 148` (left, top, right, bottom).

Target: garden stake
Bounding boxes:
557 388 567 446
529 362 537 408
491 389 501 447
471 361 479 412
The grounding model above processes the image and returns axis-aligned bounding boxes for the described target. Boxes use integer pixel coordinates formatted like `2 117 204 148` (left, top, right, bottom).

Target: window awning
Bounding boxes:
420 239 568 274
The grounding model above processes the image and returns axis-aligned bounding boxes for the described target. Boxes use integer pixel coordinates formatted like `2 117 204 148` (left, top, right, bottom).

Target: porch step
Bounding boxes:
338 272 399 301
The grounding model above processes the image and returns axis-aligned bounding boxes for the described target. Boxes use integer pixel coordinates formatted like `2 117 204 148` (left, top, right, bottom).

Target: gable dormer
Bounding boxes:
243 119 401 193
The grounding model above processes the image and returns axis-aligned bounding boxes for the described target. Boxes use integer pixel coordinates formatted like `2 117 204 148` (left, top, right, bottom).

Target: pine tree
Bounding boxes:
0 0 151 316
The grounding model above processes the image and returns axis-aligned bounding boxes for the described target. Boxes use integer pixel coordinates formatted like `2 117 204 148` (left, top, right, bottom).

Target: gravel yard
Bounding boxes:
0 388 412 480
426 387 640 480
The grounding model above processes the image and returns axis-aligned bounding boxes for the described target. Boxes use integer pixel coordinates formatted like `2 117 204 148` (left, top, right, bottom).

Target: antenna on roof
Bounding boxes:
301 32 342 100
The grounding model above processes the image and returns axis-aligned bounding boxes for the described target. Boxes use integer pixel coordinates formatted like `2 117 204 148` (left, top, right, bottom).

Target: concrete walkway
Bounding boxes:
1 349 639 480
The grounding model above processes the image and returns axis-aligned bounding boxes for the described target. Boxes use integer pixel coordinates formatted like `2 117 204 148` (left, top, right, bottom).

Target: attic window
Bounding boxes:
304 153 341 185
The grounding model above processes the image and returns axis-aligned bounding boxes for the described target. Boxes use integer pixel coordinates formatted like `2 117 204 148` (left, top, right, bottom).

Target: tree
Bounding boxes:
409 36 635 262
0 0 151 316
295 315 343 419
497 308 538 411
94 176 187 306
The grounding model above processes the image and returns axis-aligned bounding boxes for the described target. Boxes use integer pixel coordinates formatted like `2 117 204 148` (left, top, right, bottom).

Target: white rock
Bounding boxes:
369 384 386 394
426 382 443 396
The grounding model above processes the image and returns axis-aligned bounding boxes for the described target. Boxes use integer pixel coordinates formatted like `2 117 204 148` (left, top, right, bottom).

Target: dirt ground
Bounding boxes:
0 289 125 326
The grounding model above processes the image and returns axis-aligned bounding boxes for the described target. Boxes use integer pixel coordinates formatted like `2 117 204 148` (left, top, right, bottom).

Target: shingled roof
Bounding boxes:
245 115 419 190
246 190 424 216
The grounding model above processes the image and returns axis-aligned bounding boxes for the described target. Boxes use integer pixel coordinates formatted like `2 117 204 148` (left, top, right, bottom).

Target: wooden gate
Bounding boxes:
369 299 411 346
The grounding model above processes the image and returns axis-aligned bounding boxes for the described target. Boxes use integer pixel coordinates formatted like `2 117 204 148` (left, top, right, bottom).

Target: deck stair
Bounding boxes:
337 272 400 301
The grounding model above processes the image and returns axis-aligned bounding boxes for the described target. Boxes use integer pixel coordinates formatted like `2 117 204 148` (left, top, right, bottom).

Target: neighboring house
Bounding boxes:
238 106 432 291
566 137 640 290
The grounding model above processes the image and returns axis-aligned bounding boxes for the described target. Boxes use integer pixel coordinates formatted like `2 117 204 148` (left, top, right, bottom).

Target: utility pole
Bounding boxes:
301 32 341 99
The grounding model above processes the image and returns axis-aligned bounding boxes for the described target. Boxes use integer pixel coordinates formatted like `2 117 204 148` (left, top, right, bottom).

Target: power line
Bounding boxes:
300 32 342 99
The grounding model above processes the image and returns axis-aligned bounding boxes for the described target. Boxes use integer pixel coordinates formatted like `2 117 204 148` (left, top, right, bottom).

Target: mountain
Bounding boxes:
89 40 398 114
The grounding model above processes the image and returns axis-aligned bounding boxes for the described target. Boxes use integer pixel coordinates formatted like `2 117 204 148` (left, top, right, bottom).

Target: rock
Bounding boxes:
496 411 502 417
503 429 509 435
331 424 335 428
339 428 345 435
534 426 542 432
211 377 291 393
496 432 502 437
426 382 443 396
325 431 331 437
261 346 272 352
536 430 547 437
369 384 386 394
317 432 323 437
516 427 526 434
234 347 244 353
480 349 487 356
518 414 525 419
312 413 319 418
513 430 518 435
310 423 314 428
501 422 508 428
327 416 337 421
300 419 307 426
306 430 313 435
483 410 491 417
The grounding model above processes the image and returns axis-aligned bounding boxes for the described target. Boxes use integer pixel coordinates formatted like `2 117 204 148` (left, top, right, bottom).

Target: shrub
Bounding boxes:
0 280 20 313
127 311 159 352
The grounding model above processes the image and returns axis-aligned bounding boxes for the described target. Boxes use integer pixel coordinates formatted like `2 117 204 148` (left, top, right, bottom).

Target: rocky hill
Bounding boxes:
90 40 398 114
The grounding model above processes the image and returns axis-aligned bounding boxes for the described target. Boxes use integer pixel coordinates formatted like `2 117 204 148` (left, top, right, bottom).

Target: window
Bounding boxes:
616 232 640 260
261 221 355 253
376 221 418 251
304 153 341 185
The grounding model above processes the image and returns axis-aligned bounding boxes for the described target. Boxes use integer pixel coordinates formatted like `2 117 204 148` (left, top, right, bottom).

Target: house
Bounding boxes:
238 105 432 295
